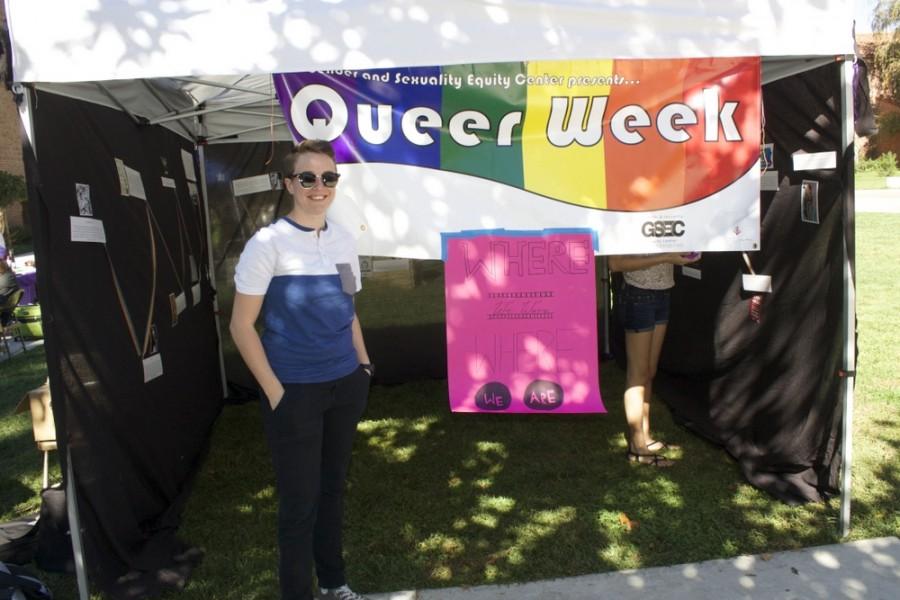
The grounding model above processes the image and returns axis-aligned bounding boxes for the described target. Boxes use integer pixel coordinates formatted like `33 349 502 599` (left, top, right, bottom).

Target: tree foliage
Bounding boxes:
0 170 25 209
873 1 900 102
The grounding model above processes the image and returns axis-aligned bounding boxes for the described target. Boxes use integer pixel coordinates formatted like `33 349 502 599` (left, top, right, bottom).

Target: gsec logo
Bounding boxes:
641 220 685 237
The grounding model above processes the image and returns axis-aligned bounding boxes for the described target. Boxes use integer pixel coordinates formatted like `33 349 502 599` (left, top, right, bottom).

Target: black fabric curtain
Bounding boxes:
210 63 850 503
611 61 849 503
27 90 223 597
204 140 292 394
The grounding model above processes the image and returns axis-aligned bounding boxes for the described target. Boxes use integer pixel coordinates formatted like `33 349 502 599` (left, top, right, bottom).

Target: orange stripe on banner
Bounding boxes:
604 58 760 211
604 59 691 211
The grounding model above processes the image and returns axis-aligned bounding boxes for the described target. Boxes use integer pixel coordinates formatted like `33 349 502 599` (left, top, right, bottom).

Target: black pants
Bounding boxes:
261 366 370 600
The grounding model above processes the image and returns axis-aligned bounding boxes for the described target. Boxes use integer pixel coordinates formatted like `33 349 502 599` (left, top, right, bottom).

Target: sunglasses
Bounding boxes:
287 170 341 188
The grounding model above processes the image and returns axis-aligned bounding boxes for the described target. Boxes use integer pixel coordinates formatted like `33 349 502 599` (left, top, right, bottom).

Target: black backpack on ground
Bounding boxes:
34 488 73 574
0 561 52 600
0 515 39 566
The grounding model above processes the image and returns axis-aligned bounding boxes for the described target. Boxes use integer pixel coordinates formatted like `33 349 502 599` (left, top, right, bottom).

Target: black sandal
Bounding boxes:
645 440 681 453
627 450 675 467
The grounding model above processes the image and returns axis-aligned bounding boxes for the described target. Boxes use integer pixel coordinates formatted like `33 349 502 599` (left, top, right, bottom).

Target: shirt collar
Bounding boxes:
281 216 327 233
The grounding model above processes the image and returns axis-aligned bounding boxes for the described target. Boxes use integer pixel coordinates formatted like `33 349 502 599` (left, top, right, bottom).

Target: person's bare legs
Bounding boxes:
625 324 674 466
642 322 667 448
624 329 653 453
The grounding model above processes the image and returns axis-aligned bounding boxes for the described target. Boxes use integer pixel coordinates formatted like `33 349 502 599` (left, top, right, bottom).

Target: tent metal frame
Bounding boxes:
838 58 857 538
12 54 859 600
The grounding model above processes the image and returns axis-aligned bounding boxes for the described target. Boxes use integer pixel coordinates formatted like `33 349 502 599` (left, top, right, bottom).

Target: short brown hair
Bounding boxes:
283 139 336 177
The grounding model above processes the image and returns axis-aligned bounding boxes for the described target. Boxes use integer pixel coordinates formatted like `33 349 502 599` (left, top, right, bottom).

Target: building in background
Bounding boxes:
0 2 27 240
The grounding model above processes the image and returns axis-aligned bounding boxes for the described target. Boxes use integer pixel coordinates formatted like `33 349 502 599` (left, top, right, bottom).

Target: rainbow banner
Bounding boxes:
442 229 604 414
275 58 761 258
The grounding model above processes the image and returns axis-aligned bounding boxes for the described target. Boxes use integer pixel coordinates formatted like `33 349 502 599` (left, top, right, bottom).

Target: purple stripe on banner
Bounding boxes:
274 68 443 168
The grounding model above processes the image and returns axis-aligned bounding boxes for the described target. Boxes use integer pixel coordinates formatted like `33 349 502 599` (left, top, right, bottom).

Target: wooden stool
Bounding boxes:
15 381 57 488
37 440 58 489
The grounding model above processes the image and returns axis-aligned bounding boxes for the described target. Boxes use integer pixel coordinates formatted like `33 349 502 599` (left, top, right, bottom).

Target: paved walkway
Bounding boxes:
0 338 43 362
370 537 900 600
855 188 900 213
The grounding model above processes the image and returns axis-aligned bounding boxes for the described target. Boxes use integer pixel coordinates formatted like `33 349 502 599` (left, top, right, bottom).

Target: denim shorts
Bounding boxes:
619 283 671 333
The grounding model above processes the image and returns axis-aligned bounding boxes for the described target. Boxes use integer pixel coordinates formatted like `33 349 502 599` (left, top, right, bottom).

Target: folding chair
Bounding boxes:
0 288 27 359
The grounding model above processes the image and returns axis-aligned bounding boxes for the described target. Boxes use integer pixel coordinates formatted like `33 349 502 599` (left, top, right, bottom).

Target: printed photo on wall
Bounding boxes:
187 181 199 206
75 183 93 216
760 143 774 170
148 324 160 356
268 171 284 191
800 179 820 224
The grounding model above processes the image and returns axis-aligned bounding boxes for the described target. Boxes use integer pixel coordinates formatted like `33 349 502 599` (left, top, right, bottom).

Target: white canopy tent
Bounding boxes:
8 1 853 77
3 2 859 598
6 0 854 146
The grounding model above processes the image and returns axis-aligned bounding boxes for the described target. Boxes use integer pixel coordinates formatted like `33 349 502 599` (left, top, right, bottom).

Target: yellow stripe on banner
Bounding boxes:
522 60 613 209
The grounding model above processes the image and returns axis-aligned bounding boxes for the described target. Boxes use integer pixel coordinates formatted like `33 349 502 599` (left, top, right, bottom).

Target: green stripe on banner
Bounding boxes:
440 63 525 188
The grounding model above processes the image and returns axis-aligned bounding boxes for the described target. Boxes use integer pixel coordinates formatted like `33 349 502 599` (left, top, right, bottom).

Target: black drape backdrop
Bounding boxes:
204 139 292 393
208 62 849 504
612 61 849 503
27 90 223 597
15 56 851 600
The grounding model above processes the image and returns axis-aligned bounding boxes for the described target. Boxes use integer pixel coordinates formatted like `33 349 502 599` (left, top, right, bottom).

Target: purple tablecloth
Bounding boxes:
15 271 37 305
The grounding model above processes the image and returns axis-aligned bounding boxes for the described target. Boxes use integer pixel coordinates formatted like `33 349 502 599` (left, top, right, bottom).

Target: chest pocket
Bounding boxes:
335 263 356 295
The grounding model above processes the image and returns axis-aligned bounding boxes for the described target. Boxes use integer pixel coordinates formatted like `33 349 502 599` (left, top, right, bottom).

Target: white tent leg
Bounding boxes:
599 256 611 358
839 57 857 538
839 238 856 538
66 447 90 600
198 145 229 395
12 84 35 153
42 450 49 489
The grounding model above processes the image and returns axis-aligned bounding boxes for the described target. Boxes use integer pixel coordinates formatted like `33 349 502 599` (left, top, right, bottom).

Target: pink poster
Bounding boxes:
443 230 604 413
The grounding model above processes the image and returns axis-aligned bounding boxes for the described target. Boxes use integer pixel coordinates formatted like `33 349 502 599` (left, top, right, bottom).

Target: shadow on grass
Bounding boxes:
0 470 38 518
157 360 856 599
342 371 839 596
8 352 891 599
845 414 900 540
1 348 52 519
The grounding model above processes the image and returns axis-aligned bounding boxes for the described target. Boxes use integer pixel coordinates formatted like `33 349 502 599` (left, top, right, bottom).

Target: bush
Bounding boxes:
878 112 900 137
0 171 25 208
7 224 32 248
857 151 900 176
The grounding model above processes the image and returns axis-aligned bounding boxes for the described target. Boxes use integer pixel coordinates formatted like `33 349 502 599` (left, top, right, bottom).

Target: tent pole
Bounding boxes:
149 97 265 126
66 447 90 600
197 144 229 395
170 76 272 97
139 80 198 142
599 256 611 358
217 108 289 119
838 57 857 538
94 82 142 126
204 122 287 142
12 84 35 153
17 82 90 596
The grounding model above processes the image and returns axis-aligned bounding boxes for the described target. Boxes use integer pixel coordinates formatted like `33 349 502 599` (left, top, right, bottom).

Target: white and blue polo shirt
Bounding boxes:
234 217 361 383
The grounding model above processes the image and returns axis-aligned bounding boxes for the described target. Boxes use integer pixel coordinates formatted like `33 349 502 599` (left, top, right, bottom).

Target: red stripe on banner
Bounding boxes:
682 57 760 203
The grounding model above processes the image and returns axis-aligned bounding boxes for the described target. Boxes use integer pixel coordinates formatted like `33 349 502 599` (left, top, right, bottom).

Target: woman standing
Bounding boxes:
608 253 697 467
230 139 372 600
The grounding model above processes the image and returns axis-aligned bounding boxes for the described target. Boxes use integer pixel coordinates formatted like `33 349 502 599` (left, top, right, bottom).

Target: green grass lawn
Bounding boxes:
855 172 888 190
1 215 898 599
0 348 54 518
